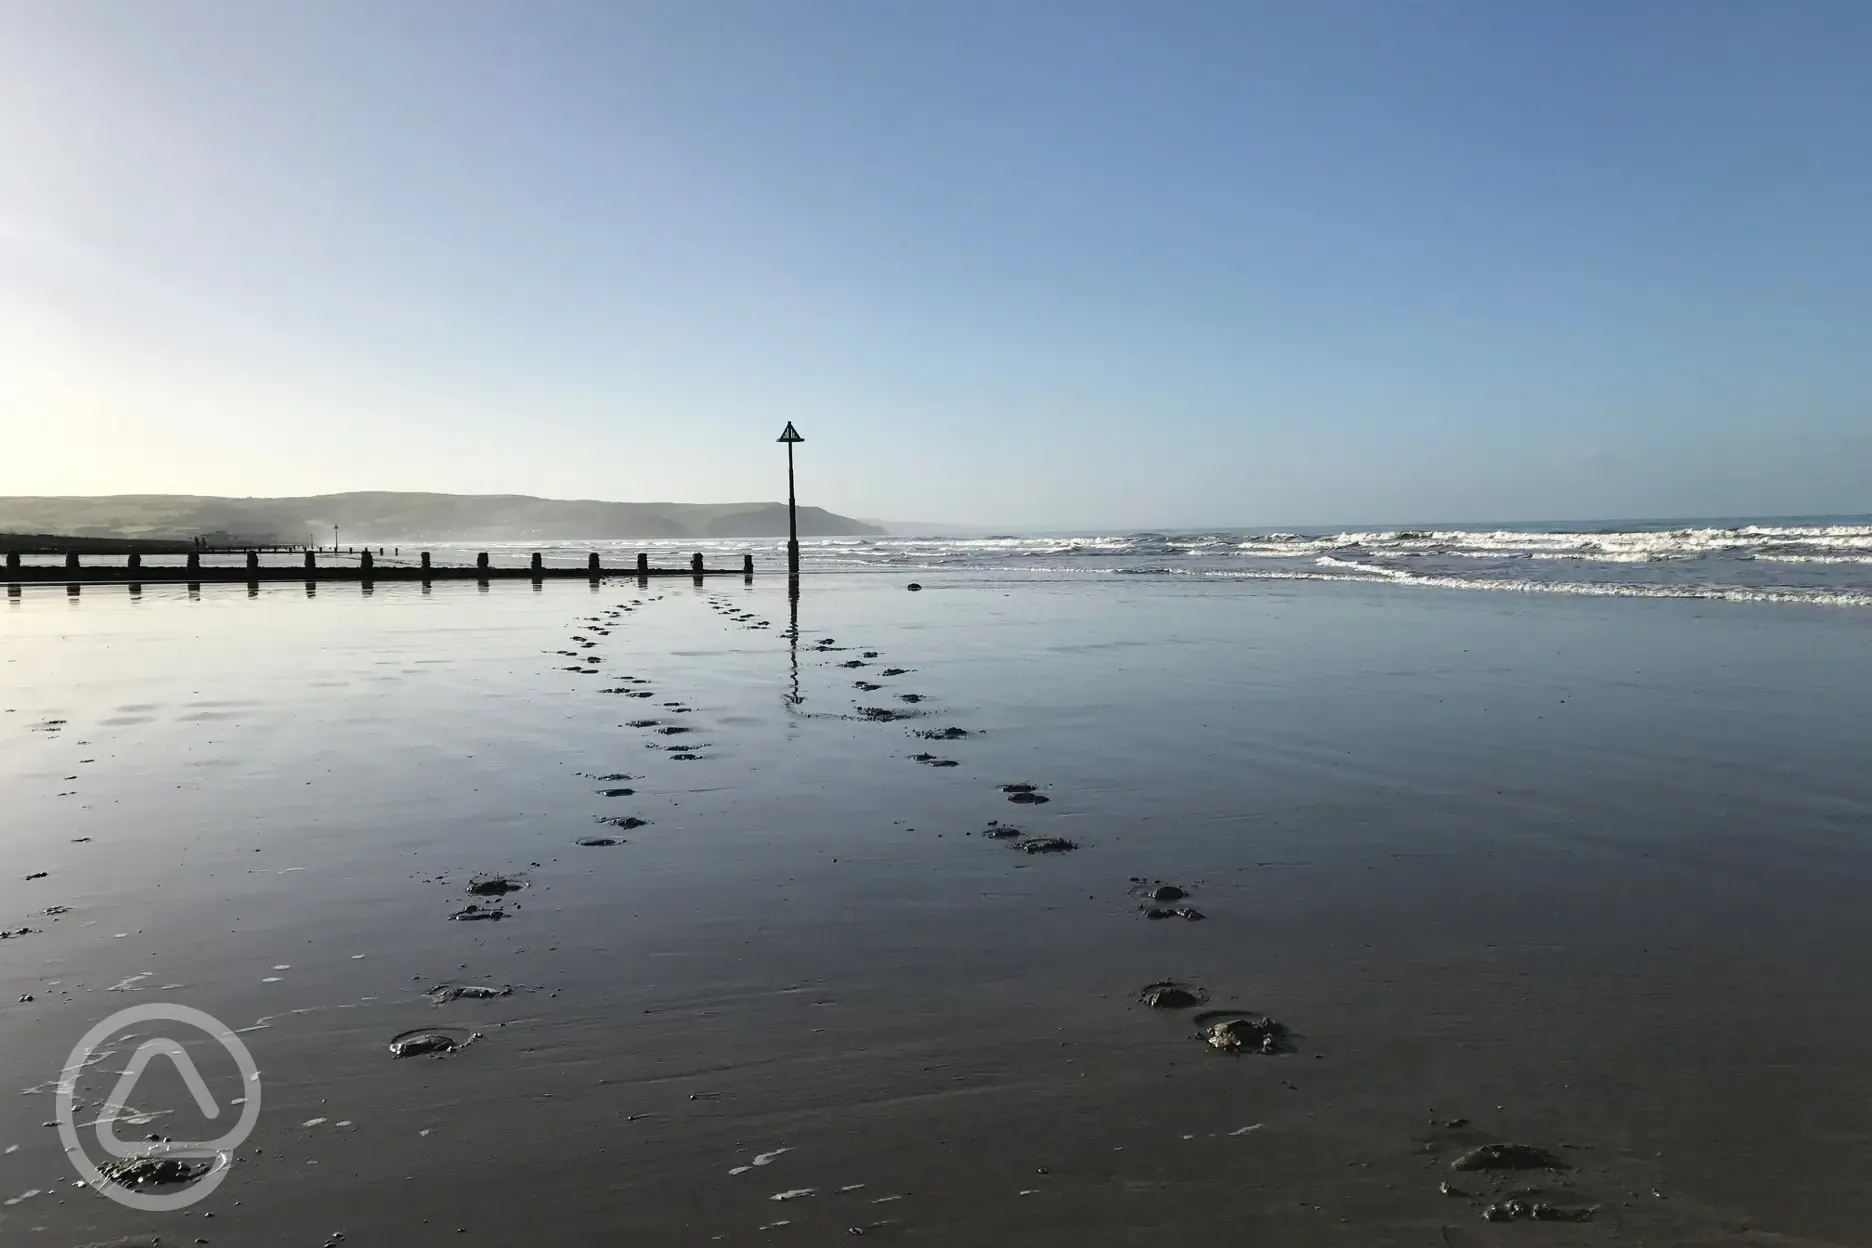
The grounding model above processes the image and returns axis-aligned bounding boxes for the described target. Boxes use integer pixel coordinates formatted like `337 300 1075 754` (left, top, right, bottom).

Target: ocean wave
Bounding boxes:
1314 555 1416 581
865 523 1872 567
1112 564 1872 607
1751 554 1872 565
418 521 1871 607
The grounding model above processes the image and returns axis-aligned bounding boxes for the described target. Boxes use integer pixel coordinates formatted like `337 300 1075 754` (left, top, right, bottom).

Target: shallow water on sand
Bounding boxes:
3 575 1871 1244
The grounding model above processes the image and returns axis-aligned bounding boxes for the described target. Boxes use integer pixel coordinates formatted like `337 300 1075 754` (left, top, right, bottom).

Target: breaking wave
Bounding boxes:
1111 560 1872 608
397 519 1872 609
856 520 1872 609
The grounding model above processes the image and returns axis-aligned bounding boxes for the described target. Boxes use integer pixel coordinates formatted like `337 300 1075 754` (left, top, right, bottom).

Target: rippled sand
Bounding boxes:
2 574 1869 1244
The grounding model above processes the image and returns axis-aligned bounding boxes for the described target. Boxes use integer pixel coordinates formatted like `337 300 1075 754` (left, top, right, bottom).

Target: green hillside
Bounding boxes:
0 493 883 542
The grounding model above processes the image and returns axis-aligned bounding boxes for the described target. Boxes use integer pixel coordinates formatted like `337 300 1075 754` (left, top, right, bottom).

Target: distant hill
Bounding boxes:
0 493 884 542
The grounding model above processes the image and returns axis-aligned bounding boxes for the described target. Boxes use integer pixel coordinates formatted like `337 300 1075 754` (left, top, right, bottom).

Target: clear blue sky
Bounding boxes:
2 1 1867 528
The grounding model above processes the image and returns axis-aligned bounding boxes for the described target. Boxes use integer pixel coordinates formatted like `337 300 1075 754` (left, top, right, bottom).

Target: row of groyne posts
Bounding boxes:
2 546 757 583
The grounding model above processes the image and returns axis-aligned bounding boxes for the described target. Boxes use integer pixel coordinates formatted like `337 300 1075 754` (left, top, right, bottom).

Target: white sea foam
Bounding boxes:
1111 564 1872 607
414 521 1872 607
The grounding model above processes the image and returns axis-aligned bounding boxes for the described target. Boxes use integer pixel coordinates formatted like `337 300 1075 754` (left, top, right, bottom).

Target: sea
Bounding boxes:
14 515 1872 609
411 514 1872 608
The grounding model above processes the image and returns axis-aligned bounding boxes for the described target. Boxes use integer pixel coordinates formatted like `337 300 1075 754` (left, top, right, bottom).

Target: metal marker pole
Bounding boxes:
787 439 799 581
777 422 805 587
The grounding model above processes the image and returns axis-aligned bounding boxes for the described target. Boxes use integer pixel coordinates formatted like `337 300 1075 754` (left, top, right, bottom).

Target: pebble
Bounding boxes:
448 904 505 922
1138 981 1207 1009
1143 906 1204 921
1451 1143 1570 1172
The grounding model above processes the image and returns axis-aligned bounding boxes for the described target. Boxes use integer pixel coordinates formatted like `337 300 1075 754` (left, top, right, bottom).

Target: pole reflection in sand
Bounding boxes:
785 579 802 708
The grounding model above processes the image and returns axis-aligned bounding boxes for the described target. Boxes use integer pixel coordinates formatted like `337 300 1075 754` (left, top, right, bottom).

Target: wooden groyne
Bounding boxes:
0 532 313 557
3 550 758 586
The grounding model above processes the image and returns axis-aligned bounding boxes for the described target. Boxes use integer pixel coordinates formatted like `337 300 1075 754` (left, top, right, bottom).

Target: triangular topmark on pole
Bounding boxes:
777 422 804 443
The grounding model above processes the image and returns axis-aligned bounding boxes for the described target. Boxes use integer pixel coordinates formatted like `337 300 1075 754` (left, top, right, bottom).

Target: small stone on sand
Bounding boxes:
1451 1144 1570 1172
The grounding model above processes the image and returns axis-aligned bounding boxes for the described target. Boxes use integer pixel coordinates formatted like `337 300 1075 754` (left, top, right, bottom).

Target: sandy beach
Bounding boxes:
3 572 1871 1245
10 0 1869 1236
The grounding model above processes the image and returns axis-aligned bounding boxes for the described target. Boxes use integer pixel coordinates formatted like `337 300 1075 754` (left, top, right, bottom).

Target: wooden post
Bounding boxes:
4 552 17 570
246 551 259 570
420 551 431 569
186 551 200 569
477 552 490 571
588 552 601 573
636 552 649 574
743 553 754 577
128 552 142 570
305 550 317 570
65 552 79 570
691 552 704 573
361 550 374 570
530 552 543 572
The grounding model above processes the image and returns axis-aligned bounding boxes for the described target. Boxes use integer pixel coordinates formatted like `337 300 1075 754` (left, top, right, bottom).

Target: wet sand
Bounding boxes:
3 575 1871 1244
